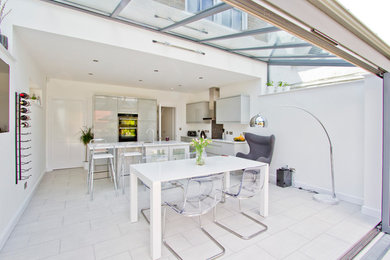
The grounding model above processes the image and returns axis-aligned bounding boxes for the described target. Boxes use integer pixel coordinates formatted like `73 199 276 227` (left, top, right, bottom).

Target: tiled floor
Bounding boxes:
0 168 380 260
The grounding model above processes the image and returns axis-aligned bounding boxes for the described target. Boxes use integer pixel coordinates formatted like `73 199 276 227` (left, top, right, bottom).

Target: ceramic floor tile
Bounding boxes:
288 216 332 240
222 244 276 260
300 233 350 260
0 168 378 260
0 240 60 260
102 251 132 260
43 246 95 260
258 229 309 259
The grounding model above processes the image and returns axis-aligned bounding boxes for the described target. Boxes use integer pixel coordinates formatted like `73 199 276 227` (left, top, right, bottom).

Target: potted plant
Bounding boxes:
0 0 11 50
266 81 274 94
80 127 94 170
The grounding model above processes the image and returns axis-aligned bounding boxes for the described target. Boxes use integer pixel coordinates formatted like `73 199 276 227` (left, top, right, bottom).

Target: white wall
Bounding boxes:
192 76 382 216
0 31 46 248
362 75 383 217
46 78 196 170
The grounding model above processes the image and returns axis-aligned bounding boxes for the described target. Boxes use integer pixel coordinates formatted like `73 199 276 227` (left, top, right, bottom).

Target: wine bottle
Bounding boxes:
20 115 30 121
19 93 30 99
21 122 30 128
20 100 30 106
20 107 30 113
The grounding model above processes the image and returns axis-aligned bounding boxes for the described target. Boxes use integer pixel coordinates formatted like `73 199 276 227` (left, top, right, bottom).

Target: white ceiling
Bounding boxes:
15 27 259 93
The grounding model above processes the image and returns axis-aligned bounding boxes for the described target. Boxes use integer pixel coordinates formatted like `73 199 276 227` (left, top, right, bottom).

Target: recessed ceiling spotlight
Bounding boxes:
139 80 143 82
92 59 99 62
88 73 93 75
154 69 159 72
178 84 182 87
170 88 174 91
198 76 203 79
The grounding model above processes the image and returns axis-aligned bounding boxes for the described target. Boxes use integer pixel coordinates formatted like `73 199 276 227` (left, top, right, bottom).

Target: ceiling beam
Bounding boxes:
199 26 281 42
268 59 354 66
230 42 311 51
159 3 232 32
110 0 131 17
255 54 337 59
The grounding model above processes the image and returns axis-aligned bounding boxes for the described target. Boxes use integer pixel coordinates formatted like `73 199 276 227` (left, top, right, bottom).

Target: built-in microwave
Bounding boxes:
118 113 138 142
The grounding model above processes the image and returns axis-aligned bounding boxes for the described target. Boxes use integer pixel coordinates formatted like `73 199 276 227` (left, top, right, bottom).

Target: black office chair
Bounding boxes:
236 133 275 164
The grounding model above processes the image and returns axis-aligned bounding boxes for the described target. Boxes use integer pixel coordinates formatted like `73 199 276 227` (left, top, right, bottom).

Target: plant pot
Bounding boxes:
265 86 275 94
283 86 291 92
276 87 284 93
83 161 89 171
0 34 8 50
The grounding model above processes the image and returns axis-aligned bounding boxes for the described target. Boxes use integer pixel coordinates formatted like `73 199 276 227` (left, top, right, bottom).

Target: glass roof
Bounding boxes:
50 0 352 67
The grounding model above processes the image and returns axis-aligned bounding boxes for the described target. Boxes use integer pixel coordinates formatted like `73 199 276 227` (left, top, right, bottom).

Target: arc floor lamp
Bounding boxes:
249 106 339 205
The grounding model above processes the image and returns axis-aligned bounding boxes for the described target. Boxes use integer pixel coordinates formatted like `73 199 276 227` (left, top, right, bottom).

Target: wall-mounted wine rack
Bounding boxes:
15 92 32 184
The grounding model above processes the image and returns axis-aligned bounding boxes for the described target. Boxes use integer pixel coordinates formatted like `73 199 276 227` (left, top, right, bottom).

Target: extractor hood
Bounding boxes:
203 87 220 120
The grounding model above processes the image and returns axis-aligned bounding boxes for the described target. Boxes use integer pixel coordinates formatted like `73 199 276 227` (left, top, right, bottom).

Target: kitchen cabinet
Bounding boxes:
93 95 118 142
138 98 157 142
216 95 250 124
186 101 209 123
169 145 190 160
118 97 137 113
138 98 157 121
205 139 249 156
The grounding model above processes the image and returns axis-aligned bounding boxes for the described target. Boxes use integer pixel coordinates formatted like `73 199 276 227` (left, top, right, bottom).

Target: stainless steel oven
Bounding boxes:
118 113 138 142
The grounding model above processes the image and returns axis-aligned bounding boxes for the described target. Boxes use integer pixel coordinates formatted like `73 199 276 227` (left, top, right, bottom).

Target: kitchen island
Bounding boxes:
89 140 191 173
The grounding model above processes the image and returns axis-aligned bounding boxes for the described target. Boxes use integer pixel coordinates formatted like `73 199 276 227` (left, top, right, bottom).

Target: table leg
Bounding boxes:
150 181 162 260
222 171 230 203
259 164 269 217
130 171 138 222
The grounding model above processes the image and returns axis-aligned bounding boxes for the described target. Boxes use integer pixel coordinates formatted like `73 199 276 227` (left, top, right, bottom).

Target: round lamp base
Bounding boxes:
313 193 339 205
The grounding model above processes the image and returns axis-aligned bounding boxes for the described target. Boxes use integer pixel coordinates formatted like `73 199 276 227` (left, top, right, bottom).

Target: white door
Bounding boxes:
49 98 86 170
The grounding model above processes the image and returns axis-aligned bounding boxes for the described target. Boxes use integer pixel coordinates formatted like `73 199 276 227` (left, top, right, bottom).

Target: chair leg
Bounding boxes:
162 213 225 260
109 158 118 192
213 199 267 240
90 161 94 201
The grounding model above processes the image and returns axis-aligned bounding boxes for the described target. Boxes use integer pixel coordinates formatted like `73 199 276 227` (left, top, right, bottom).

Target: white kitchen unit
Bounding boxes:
94 95 118 142
216 95 250 124
186 101 209 123
138 98 157 142
118 97 137 113
206 139 249 156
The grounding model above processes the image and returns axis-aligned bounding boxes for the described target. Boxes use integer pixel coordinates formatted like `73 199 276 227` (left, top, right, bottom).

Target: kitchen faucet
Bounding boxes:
146 128 155 143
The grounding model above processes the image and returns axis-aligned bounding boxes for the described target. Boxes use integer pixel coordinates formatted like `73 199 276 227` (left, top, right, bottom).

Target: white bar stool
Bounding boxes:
120 150 142 194
88 139 117 200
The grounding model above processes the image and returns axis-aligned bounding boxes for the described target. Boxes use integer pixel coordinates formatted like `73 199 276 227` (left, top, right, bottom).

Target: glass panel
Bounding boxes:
54 0 121 14
118 0 220 29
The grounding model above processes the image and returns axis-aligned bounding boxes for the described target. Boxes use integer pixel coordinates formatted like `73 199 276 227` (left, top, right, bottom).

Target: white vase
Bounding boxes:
266 86 275 94
283 85 291 92
276 87 283 93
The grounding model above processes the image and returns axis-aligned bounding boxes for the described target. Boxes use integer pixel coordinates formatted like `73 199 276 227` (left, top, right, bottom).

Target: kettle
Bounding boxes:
200 130 207 139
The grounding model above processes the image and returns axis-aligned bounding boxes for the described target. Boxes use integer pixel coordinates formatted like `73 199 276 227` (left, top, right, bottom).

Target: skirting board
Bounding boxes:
362 206 382 219
0 171 46 250
269 173 364 205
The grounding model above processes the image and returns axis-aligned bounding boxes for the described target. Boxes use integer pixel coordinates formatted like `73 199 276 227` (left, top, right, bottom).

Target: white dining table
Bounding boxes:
129 155 269 260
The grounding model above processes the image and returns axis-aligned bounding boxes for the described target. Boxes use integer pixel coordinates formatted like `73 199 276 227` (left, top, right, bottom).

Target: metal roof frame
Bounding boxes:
45 0 353 68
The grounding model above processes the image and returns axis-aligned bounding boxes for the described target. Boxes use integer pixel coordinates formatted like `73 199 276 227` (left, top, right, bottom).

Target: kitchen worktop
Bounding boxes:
90 140 190 149
180 136 247 144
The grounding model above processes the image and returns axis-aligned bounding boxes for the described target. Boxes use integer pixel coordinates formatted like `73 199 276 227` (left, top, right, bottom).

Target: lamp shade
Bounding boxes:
249 114 267 127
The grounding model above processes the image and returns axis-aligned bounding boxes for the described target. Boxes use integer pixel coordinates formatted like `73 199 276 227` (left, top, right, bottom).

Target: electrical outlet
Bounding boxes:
24 182 27 190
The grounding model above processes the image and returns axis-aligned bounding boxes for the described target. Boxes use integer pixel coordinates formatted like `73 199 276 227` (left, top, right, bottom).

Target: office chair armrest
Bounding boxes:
236 152 249 158
256 156 270 164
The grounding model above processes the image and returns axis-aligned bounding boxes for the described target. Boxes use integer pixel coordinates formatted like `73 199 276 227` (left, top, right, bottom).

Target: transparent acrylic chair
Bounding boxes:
119 149 142 194
140 152 185 224
87 139 117 200
163 173 226 260
213 167 268 240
